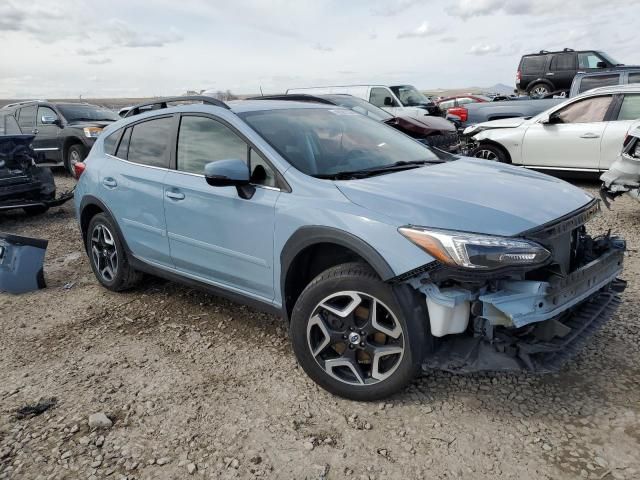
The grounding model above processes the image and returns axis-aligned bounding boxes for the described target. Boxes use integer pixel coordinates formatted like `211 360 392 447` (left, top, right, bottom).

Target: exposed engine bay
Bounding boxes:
401 200 626 373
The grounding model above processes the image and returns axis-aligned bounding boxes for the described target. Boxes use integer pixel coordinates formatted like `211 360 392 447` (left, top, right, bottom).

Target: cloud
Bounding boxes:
0 3 27 31
468 43 501 55
397 21 444 39
107 19 183 48
86 58 112 65
312 43 333 53
371 0 421 17
439 36 458 43
447 0 628 19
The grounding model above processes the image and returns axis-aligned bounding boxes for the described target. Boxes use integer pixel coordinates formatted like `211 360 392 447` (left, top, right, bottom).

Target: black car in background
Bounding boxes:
250 94 460 153
516 48 631 98
0 100 119 174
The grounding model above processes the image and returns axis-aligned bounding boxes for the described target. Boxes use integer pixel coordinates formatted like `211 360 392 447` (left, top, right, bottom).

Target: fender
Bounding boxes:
280 225 395 297
79 195 132 255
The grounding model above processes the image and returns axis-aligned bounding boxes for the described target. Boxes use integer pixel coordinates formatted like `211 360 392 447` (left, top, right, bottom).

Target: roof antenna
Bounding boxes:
260 86 264 97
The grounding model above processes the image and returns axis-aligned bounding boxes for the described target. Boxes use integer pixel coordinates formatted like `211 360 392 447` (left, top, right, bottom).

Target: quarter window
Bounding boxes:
17 105 36 131
521 56 546 74
0 114 21 135
617 95 640 121
103 130 122 156
578 74 620 94
554 96 612 124
115 128 131 159
127 117 172 168
177 116 247 175
628 73 640 84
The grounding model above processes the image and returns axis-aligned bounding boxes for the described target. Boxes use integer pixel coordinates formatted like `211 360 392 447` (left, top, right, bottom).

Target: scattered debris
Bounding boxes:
15 397 57 419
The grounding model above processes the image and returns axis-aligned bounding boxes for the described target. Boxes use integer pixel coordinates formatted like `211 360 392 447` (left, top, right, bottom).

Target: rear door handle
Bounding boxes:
580 133 600 139
102 178 117 188
165 190 185 200
545 72 554 76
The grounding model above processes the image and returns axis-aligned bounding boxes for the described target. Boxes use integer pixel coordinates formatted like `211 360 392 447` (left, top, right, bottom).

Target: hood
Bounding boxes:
336 157 593 236
66 120 114 129
469 117 527 130
388 115 456 134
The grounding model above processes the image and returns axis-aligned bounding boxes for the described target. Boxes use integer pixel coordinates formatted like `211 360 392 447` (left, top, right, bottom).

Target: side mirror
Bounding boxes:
383 96 394 106
541 112 561 125
204 159 255 199
41 114 58 125
596 61 607 68
539 114 551 124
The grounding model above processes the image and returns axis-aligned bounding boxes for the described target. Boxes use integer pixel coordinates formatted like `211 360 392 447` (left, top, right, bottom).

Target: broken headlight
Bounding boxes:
398 227 551 270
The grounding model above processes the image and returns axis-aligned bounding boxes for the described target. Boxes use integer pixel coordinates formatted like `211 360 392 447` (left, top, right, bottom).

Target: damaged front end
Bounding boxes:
0 135 73 214
600 128 640 207
398 199 626 373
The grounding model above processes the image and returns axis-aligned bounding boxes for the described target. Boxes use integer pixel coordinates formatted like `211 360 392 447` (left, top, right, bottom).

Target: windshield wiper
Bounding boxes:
315 159 442 180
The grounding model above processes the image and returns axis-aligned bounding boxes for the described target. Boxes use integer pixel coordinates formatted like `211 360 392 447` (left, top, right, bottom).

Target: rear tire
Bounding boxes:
472 143 509 163
86 213 142 291
290 262 426 401
528 83 551 99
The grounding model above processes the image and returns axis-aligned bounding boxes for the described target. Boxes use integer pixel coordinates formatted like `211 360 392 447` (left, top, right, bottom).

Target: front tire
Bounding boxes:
290 263 426 401
472 143 509 163
86 213 142 291
65 144 86 176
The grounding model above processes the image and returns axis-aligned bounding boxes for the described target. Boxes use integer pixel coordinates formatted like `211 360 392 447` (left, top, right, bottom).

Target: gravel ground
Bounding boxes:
1 172 639 480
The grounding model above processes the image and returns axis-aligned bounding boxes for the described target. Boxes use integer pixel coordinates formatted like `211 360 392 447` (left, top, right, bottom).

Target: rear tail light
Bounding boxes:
74 161 86 179
448 107 468 123
516 70 521 84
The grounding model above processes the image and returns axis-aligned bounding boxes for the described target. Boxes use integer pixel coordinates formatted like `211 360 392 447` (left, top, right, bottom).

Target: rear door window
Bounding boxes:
617 95 640 121
17 105 36 132
555 96 613 123
4 115 21 135
578 74 620 94
550 53 576 71
127 117 173 168
521 56 546 74
115 128 132 159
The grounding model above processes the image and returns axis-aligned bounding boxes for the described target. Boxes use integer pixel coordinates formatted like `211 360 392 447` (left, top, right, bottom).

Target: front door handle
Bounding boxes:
166 190 185 200
102 177 117 188
32 128 39 134
580 133 600 139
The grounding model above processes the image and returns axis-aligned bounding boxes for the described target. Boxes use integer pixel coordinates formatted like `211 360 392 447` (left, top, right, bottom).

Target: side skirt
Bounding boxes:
128 256 284 318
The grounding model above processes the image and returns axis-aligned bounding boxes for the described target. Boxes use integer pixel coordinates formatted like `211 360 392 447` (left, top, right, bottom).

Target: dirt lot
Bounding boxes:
1 173 639 480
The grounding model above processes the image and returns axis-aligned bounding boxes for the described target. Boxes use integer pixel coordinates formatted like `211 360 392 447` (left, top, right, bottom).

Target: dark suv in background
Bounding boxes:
517 48 627 98
0 100 119 174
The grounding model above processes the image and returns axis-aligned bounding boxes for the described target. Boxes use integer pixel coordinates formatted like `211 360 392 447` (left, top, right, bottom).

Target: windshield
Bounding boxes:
240 108 439 177
321 95 393 122
597 51 622 66
390 85 432 106
57 104 119 122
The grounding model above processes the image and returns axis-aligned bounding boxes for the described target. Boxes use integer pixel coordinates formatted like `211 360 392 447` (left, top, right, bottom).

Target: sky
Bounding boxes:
1 0 638 98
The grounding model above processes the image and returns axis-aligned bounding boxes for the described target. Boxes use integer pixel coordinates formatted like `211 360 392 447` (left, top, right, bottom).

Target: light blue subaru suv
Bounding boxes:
74 96 626 400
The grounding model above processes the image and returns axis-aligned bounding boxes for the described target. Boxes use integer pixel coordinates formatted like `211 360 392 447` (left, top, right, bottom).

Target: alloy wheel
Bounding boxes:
90 224 118 282
531 86 549 98
306 291 404 386
69 149 81 172
474 149 498 161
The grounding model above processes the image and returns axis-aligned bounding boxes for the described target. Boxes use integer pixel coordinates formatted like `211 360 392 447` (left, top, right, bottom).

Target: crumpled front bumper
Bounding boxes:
600 153 640 206
422 236 627 373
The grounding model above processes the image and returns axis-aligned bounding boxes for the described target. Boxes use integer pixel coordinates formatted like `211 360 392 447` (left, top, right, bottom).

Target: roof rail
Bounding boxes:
246 94 335 105
124 95 230 118
563 48 575 52
539 50 549 54
2 99 47 109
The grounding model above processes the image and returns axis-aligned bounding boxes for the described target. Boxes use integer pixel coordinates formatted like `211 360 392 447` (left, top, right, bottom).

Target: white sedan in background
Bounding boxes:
465 84 640 172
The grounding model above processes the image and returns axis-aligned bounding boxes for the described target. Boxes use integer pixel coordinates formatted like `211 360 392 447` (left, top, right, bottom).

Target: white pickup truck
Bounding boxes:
286 84 440 117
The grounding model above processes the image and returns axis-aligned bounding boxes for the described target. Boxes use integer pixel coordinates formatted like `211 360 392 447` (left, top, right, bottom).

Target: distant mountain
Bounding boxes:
486 83 516 95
